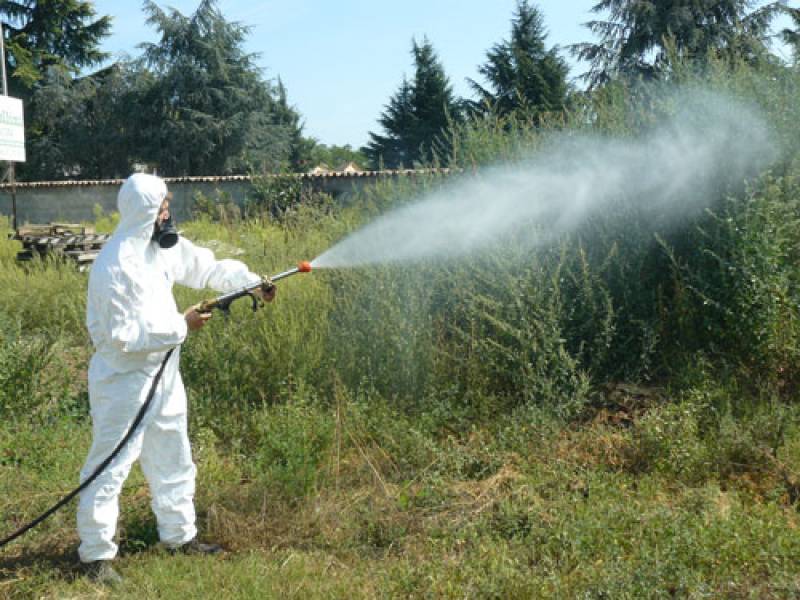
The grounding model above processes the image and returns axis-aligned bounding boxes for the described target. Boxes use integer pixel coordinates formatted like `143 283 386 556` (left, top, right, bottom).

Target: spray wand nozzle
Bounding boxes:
268 260 313 283
197 260 312 314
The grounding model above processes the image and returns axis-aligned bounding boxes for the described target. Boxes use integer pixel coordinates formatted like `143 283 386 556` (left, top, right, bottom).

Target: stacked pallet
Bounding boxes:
11 223 110 269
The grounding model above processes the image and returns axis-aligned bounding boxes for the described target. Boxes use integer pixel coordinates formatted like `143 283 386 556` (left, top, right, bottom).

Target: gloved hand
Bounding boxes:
252 280 277 303
184 305 212 331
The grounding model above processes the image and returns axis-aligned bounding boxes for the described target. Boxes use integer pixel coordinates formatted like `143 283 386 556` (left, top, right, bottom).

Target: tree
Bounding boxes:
23 67 79 179
271 78 315 173
0 1 112 180
468 1 569 119
781 6 800 63
71 64 155 179
364 38 462 169
573 0 784 87
23 63 146 180
363 78 415 169
137 0 300 175
0 0 110 95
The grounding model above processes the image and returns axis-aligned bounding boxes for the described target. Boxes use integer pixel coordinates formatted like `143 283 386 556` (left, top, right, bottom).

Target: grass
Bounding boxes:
4 395 800 598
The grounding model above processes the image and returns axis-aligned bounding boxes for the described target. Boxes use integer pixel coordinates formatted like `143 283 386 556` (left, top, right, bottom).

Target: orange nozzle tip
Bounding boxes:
298 260 312 273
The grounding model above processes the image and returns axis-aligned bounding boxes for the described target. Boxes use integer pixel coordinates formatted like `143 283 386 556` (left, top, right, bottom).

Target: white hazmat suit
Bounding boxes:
77 173 261 562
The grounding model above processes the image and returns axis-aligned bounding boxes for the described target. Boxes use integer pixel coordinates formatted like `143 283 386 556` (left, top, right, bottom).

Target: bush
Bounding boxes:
0 314 86 420
623 403 711 484
244 387 334 502
191 189 242 224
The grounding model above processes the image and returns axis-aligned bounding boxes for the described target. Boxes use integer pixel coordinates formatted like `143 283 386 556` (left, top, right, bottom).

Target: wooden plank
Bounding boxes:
63 250 100 262
13 225 108 267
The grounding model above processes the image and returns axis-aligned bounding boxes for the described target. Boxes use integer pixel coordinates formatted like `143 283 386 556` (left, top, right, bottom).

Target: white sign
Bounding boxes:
0 96 25 162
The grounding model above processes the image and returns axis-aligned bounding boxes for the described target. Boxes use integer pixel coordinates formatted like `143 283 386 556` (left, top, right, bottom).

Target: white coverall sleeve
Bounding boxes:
174 239 261 293
107 275 188 354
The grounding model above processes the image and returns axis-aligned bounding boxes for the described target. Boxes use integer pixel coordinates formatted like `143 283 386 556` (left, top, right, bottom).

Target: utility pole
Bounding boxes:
0 21 17 232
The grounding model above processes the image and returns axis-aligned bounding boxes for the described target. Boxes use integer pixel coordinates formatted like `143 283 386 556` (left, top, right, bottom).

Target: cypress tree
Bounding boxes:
0 0 111 95
0 0 112 180
364 38 461 169
574 0 783 87
782 6 800 63
469 1 569 119
138 0 299 175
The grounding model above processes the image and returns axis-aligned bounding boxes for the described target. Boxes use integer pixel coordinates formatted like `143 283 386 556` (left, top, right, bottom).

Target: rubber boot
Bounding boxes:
169 538 223 555
83 560 123 586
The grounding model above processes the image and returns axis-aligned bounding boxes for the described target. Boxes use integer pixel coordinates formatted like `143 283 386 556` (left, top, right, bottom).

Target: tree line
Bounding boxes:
367 0 798 169
1 0 798 180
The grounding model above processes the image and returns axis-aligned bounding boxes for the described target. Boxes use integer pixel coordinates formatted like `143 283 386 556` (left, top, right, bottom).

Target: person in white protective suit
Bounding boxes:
77 173 273 583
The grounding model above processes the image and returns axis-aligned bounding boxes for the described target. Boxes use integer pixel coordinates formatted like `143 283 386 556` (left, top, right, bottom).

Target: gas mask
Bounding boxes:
152 214 179 249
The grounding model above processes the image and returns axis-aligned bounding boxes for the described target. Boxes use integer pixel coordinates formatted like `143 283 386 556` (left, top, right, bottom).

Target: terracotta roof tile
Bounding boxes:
0 169 456 189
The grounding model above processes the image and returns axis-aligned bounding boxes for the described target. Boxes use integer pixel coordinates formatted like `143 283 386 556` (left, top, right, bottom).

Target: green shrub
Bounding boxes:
191 189 242 223
0 314 85 420
244 387 334 501
624 403 711 483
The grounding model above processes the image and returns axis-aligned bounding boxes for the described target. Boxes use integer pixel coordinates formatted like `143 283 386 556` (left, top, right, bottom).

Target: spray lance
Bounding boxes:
0 260 314 550
196 260 313 314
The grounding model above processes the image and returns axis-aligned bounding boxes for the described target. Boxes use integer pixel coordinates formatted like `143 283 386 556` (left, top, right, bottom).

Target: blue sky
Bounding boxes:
92 0 795 149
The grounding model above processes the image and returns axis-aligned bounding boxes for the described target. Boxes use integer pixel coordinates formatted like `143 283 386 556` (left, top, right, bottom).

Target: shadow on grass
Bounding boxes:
0 511 160 587
0 544 82 584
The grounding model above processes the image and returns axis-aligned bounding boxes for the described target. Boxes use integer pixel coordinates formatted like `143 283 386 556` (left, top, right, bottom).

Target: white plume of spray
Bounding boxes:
312 90 775 269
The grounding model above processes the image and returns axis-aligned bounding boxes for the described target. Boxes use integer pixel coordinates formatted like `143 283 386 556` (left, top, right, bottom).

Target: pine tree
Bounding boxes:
25 63 146 180
0 0 111 95
272 79 315 173
364 79 415 169
469 0 569 118
364 38 461 169
782 6 800 63
138 0 299 175
0 1 112 179
573 0 783 87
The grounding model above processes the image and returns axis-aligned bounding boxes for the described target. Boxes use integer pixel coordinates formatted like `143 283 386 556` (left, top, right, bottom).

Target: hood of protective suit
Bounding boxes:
87 172 183 377
87 171 259 379
115 173 167 242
